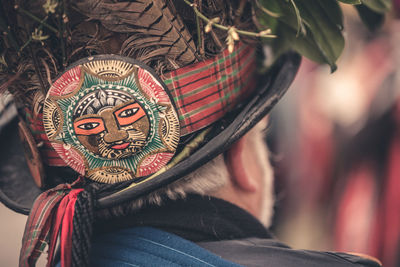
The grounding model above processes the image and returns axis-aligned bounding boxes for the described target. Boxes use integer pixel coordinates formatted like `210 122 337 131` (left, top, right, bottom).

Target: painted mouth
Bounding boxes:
111 142 130 150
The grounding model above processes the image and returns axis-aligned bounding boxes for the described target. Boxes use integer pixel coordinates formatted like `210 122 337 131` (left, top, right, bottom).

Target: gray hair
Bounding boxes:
97 121 275 227
96 154 229 218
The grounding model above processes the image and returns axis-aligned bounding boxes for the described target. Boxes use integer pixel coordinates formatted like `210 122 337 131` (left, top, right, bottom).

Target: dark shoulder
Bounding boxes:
197 238 381 267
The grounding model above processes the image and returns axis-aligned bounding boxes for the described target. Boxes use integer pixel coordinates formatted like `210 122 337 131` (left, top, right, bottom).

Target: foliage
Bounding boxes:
254 0 391 71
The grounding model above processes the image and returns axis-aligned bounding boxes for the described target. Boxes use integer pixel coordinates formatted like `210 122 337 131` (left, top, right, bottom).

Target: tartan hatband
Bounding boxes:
163 42 257 135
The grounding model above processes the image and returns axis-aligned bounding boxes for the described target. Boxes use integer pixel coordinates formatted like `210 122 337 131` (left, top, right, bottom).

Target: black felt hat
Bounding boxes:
0 50 300 214
0 0 302 218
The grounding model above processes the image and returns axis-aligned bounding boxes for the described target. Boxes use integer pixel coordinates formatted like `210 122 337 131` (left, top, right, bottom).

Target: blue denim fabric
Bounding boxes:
57 227 242 267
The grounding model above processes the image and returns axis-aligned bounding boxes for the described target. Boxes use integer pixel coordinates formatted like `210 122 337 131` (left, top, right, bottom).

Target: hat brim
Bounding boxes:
0 117 42 215
0 51 301 214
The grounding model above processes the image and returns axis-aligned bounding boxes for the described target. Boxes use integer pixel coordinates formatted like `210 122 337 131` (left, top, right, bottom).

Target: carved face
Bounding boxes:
72 89 150 159
43 57 180 183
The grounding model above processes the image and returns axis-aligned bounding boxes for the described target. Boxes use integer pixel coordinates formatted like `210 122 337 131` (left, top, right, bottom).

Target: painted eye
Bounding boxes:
119 108 139 118
78 122 100 130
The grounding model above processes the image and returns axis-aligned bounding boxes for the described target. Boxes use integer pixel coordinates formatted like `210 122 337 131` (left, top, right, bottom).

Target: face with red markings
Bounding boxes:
72 89 150 159
43 57 181 183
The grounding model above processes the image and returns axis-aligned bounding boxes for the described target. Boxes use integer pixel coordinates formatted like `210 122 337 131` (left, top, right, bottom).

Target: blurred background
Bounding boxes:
0 204 26 266
2 2 400 267
270 4 400 267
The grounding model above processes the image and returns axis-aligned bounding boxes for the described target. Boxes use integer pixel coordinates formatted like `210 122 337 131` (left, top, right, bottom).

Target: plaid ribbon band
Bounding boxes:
163 42 257 135
19 180 83 267
24 42 257 167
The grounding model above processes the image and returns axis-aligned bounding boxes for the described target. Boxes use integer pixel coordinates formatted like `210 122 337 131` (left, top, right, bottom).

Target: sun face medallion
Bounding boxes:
43 55 180 183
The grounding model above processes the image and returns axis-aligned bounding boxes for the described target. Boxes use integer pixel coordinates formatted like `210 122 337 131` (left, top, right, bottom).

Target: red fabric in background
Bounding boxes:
394 0 400 17
334 165 377 254
381 118 400 266
272 30 400 266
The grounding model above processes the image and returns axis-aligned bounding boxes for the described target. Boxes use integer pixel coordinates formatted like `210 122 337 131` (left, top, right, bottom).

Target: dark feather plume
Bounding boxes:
1 0 257 105
74 0 200 67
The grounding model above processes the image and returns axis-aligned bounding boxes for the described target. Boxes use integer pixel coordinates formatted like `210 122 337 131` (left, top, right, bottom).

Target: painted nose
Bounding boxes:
104 128 128 144
102 110 128 143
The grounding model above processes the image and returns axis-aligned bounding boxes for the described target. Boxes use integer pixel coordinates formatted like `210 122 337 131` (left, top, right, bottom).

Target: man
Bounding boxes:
86 120 380 267
0 0 387 266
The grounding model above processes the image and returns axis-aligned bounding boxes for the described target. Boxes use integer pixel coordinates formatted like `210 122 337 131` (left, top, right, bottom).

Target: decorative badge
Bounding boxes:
43 55 180 183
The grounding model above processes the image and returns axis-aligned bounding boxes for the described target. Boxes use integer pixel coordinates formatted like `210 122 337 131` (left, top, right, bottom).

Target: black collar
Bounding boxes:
94 194 272 242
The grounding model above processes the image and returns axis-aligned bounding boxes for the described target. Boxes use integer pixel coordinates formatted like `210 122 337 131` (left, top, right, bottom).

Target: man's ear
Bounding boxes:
224 137 257 192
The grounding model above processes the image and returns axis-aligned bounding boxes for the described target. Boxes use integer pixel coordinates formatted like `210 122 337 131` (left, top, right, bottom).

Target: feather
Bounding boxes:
74 0 200 67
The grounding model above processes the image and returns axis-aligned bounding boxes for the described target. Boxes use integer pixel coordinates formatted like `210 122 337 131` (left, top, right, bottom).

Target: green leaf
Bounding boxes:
338 0 362 4
319 0 344 30
257 0 301 32
288 0 307 35
273 23 332 66
257 0 282 14
361 0 392 13
254 0 281 18
356 4 384 31
256 0 345 71
255 0 281 32
294 0 345 71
